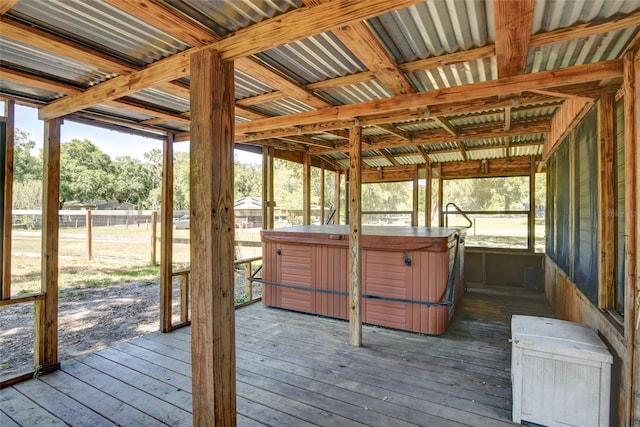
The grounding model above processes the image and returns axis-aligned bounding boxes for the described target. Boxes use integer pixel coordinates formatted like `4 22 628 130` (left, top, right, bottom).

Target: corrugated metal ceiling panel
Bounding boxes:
429 151 464 163
250 98 314 116
0 79 59 102
422 141 458 152
165 0 301 37
395 155 427 165
10 0 189 66
255 33 365 86
467 148 504 160
364 157 393 168
127 89 189 114
235 69 276 99
532 0 640 33
407 57 496 91
510 145 542 157
0 37 113 87
464 137 504 148
368 0 492 63
89 104 154 122
317 81 392 106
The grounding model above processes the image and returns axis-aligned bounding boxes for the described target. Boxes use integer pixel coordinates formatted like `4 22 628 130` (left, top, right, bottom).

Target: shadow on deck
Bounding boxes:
1 284 554 426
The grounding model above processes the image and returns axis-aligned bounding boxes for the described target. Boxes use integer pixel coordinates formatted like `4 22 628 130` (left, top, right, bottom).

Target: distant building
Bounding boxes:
63 200 135 211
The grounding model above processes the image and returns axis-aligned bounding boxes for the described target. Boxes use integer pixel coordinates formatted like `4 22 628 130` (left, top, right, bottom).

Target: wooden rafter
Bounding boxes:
0 0 17 15
415 145 431 164
494 0 535 78
528 88 595 103
378 149 399 166
375 123 413 141
431 116 458 137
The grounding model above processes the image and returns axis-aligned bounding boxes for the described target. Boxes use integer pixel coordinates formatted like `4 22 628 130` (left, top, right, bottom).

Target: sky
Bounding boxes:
13 104 262 164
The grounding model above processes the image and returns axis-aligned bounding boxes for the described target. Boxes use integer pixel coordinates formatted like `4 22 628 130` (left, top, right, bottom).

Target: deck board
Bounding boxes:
1 285 554 426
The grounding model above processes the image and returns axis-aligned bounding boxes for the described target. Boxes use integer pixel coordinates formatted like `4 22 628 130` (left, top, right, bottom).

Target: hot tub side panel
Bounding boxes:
412 248 451 335
315 244 348 319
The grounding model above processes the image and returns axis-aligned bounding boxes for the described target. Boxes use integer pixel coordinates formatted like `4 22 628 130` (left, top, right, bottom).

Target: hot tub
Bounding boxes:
261 225 465 335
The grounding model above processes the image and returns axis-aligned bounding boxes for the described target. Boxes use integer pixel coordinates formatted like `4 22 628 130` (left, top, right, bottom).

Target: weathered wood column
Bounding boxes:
2 99 14 299
262 146 274 229
598 95 614 308
334 170 341 224
425 162 432 227
623 49 638 427
528 157 536 252
320 161 325 224
348 126 362 347
160 132 174 332
412 165 419 226
303 152 311 225
34 118 62 373
190 48 237 426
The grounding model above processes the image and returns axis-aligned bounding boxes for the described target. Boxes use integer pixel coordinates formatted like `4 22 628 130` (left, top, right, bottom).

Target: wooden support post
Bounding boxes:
425 162 432 227
86 210 92 261
412 164 419 226
598 94 615 308
348 126 362 347
2 99 14 299
262 146 275 229
34 118 61 373
150 211 158 265
244 261 252 301
303 152 311 225
180 274 189 324
438 163 443 226
334 171 341 224
190 48 237 426
528 157 536 252
320 161 325 224
631 48 640 427
160 133 174 332
623 49 638 427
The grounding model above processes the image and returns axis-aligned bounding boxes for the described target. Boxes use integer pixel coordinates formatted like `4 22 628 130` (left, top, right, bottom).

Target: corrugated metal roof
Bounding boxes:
511 133 546 145
397 120 440 133
429 152 464 163
387 146 420 156
422 141 458 152
126 89 189 114
510 145 542 157
255 33 365 86
10 0 190 66
0 79 59 102
0 37 113 87
464 137 504 148
250 98 314 116
532 0 640 33
512 105 558 120
449 111 502 127
166 0 301 37
89 104 154 122
317 81 392 106
468 148 504 160
369 0 492 63
528 28 638 73
364 157 393 168
236 69 276 99
395 155 427 165
407 57 496 91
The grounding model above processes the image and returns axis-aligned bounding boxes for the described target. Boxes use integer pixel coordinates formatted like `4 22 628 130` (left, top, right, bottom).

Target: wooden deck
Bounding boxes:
1 284 554 426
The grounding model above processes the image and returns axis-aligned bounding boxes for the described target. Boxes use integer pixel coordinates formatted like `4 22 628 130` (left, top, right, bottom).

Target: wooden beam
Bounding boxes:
504 106 512 131
598 95 615 309
528 156 535 252
334 170 341 224
348 126 362 347
425 162 432 227
412 165 419 226
262 146 275 229
494 0 534 78
159 133 174 333
236 60 622 135
439 156 534 179
416 145 431 164
190 49 236 426
529 88 595 103
0 0 17 14
431 116 458 137
375 123 413 141
34 118 62 373
2 99 14 299
303 153 311 225
378 148 399 166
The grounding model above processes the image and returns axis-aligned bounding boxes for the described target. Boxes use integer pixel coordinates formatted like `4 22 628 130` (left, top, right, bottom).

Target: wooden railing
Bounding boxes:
167 256 263 331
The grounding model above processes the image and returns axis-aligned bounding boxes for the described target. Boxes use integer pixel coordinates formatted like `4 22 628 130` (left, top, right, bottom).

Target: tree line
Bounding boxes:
12 129 543 214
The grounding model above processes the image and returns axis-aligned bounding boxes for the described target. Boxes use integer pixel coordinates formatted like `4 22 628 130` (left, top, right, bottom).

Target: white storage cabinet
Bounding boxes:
511 315 612 427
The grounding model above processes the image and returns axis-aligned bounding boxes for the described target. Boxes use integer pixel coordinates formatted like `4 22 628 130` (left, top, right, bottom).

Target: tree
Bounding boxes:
234 158 262 199
60 139 114 208
13 129 41 182
112 156 153 207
